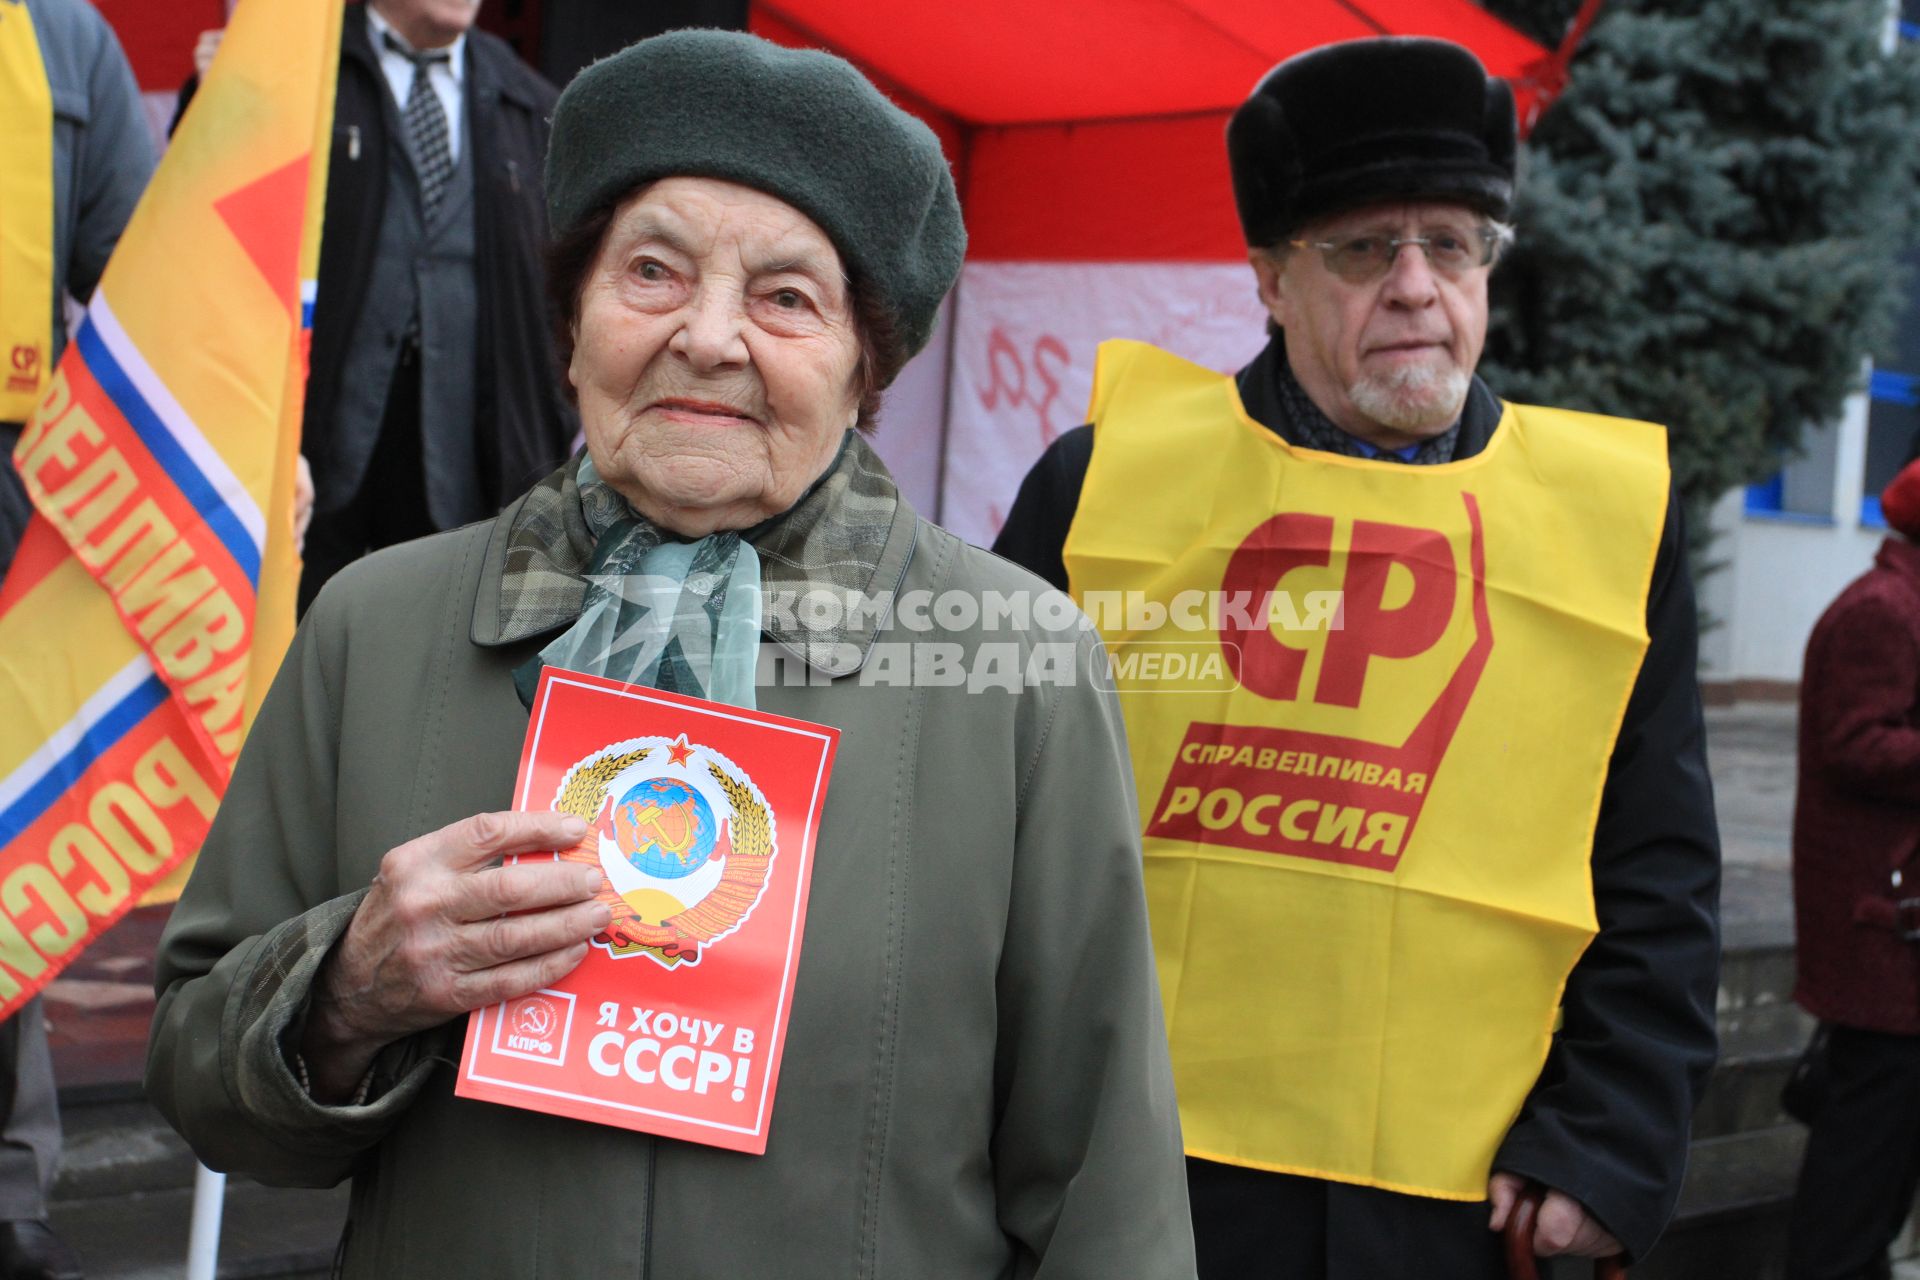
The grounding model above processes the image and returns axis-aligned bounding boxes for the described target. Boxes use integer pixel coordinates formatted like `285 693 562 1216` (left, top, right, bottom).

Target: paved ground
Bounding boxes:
44 904 165 1094
1704 702 1801 963
1707 702 1798 872
1680 703 1920 1278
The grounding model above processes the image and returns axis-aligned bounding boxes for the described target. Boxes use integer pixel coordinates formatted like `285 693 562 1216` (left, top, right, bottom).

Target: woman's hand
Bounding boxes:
299 810 610 1102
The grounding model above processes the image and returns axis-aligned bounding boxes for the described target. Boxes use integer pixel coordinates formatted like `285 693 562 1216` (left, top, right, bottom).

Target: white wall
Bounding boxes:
1701 506 1881 683
1699 386 1887 684
869 295 952 518
935 261 1268 547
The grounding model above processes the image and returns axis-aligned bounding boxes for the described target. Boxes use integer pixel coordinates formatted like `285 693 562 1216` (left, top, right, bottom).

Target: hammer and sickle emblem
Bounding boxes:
9 345 38 375
620 800 695 855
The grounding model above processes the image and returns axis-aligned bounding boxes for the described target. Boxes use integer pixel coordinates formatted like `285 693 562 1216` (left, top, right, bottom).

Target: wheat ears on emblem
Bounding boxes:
705 763 772 862
556 748 651 822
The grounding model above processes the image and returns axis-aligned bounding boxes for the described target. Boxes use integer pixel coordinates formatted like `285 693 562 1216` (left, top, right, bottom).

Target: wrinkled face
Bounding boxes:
569 177 862 536
1254 200 1491 448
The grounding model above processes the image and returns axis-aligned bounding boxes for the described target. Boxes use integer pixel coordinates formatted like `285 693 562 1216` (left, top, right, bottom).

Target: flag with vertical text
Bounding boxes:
0 0 338 1022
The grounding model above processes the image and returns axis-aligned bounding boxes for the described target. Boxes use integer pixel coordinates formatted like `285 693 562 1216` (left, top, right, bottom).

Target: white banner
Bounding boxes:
936 261 1270 548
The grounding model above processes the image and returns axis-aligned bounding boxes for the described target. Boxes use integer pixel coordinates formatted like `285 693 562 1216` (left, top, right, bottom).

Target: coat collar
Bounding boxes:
1234 333 1503 461
471 432 917 680
342 5 381 76
1877 534 1920 591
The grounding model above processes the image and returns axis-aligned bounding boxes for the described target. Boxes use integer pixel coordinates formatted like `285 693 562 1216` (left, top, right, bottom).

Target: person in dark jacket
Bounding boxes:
1786 449 1920 1280
993 36 1720 1280
240 0 575 610
0 2 153 1274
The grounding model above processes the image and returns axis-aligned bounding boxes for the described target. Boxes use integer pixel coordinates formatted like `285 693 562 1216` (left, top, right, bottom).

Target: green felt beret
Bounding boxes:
546 29 965 366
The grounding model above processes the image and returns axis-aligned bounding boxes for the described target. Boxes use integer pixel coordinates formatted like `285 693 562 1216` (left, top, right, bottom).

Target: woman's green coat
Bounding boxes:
146 474 1195 1279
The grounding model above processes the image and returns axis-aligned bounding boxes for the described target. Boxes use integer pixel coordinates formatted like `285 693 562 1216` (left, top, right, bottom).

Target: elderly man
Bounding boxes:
994 36 1720 1278
290 0 573 610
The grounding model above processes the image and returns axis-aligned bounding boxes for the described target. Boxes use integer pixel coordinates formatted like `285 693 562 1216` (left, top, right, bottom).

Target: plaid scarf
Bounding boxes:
511 456 760 707
500 431 907 694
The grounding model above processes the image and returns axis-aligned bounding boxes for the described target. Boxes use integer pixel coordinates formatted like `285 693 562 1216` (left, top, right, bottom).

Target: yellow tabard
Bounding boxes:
1064 340 1668 1199
0 0 54 421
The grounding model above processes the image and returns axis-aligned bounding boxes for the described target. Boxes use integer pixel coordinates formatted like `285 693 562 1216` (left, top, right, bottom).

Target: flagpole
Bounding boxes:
185 1163 227 1280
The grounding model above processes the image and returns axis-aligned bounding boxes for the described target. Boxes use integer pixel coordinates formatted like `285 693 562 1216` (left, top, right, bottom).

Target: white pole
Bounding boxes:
185 1162 227 1280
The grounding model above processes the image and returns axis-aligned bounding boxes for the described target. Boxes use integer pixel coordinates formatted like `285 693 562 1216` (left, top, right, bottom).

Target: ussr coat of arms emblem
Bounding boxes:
550 732 777 969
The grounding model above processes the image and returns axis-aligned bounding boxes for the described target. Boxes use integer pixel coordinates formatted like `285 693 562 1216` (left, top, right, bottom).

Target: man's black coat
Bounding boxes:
305 7 575 517
992 337 1721 1275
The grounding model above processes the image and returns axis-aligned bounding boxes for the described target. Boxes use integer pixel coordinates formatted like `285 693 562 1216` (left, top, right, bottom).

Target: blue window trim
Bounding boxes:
1871 369 1918 406
1744 507 1839 527
1745 471 1785 514
1746 367 1915 524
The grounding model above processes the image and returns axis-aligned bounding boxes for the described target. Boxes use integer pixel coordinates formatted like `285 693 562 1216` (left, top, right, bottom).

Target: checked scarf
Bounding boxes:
505 431 907 703
512 455 762 709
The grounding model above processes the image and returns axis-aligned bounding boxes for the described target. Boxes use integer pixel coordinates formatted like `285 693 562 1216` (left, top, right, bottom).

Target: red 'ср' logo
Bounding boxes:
1146 494 1492 872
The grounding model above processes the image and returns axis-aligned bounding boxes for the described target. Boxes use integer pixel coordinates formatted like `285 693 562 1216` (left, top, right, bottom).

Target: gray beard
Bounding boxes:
1348 365 1471 433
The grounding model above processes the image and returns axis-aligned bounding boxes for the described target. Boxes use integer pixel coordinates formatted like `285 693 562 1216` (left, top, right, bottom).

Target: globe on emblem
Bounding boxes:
611 777 718 879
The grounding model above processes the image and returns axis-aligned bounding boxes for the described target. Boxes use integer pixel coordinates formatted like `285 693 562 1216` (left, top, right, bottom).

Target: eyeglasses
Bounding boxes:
1286 224 1507 284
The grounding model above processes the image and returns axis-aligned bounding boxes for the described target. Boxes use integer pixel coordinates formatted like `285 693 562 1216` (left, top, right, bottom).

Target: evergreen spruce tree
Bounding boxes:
1477 0 1920 518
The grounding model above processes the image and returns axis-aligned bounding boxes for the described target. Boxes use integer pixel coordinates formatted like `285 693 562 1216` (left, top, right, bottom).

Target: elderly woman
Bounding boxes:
145 29 1192 1279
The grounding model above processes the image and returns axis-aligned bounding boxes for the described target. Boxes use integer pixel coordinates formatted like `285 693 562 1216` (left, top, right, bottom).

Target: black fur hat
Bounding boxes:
1227 37 1517 246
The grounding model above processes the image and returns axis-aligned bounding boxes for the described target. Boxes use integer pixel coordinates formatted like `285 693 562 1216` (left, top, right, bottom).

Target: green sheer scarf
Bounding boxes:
512 456 762 708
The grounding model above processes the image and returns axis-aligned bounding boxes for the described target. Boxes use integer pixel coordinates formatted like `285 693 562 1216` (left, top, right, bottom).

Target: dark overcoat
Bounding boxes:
1792 536 1920 1033
993 336 1723 1274
303 6 575 516
147 458 1197 1277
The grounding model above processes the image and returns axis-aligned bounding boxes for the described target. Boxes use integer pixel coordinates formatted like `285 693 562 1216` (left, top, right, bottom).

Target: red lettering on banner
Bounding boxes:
43 447 137 541
16 361 257 767
1158 495 1493 871
979 327 1071 445
91 499 175 587
123 541 215 639
16 381 102 489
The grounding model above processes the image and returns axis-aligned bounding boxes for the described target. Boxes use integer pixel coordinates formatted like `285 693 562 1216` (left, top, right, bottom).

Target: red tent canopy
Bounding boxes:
90 0 225 92
751 0 1563 261
738 3 1598 538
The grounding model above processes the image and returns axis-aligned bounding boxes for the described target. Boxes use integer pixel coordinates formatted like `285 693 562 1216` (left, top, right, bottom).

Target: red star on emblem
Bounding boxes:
665 736 694 768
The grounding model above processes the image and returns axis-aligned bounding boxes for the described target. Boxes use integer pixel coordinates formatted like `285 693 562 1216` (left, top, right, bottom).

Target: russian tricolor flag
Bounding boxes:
0 0 338 1021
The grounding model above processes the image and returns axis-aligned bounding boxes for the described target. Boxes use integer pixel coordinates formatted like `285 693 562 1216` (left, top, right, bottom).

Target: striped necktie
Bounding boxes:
383 33 454 220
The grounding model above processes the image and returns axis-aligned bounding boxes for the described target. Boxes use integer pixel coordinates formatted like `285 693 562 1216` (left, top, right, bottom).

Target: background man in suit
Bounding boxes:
294 0 574 609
